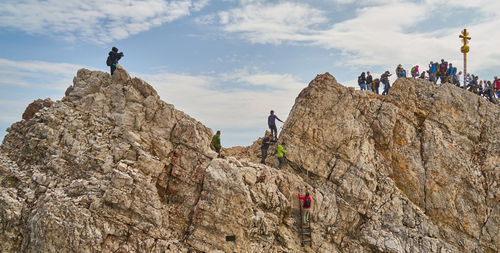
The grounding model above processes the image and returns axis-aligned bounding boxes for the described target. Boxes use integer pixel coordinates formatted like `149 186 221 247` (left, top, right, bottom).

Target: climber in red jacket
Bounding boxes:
298 192 312 224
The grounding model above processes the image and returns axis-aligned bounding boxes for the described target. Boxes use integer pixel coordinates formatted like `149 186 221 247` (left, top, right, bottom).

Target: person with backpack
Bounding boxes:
381 71 392 95
277 142 287 169
107 47 124 75
494 76 500 98
469 75 479 94
411 65 419 78
211 130 222 158
358 72 367 90
260 133 276 164
396 64 406 78
268 110 284 138
484 82 497 103
446 63 457 84
432 61 439 84
366 71 373 91
439 59 448 84
298 192 312 223
372 78 380 94
428 61 435 74
478 80 484 96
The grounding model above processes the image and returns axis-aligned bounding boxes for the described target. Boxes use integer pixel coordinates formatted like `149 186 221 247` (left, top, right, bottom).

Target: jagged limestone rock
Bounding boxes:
280 73 499 252
0 69 498 252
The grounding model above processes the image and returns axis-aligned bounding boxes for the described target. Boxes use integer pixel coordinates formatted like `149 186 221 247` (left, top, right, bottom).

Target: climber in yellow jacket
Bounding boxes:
211 130 221 158
277 142 287 169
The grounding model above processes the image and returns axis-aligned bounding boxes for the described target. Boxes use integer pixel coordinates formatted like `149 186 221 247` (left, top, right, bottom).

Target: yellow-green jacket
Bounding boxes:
277 144 287 158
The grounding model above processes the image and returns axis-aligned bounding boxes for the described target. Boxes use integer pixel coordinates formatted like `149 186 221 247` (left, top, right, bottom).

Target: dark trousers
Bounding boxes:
269 124 278 138
261 148 268 164
382 82 390 95
215 147 221 158
278 157 284 169
110 64 117 75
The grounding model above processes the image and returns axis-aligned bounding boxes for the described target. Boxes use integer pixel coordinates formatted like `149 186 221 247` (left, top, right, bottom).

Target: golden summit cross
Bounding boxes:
460 29 471 53
459 29 471 85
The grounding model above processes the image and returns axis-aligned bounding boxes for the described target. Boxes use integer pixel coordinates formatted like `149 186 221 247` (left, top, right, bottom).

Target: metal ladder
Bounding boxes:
299 200 312 247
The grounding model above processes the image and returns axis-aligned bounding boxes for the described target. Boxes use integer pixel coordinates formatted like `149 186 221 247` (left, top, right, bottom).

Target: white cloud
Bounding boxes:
0 58 84 90
140 68 305 134
209 0 500 76
216 2 328 44
193 0 210 11
0 0 210 43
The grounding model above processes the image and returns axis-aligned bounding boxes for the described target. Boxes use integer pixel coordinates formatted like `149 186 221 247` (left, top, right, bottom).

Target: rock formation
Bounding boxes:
0 67 498 252
279 74 499 252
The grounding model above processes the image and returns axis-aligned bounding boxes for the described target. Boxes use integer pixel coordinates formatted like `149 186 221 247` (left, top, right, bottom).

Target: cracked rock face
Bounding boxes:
0 69 499 252
1 68 215 252
280 73 500 252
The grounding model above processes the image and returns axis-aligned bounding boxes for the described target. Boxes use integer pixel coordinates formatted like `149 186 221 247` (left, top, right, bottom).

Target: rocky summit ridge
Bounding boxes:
0 67 499 252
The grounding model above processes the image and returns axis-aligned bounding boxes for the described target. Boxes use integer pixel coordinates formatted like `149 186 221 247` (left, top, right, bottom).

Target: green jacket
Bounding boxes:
212 134 221 149
277 144 287 158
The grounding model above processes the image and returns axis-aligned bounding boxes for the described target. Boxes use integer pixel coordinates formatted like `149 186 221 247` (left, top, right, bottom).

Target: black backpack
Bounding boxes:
304 197 311 208
106 56 112 66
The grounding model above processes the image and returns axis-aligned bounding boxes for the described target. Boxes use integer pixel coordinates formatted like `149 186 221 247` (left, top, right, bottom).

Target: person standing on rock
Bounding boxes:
366 72 373 91
358 72 366 90
277 142 287 169
106 47 124 75
268 110 284 138
211 130 222 158
261 133 277 164
298 192 312 223
372 78 380 94
494 76 500 98
439 59 448 84
381 71 392 95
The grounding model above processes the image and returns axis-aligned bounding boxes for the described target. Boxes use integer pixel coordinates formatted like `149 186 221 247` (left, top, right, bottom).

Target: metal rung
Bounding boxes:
303 239 311 242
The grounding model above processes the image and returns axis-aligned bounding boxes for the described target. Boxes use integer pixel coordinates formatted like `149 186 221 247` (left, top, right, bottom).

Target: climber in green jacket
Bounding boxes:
277 142 287 169
211 130 222 158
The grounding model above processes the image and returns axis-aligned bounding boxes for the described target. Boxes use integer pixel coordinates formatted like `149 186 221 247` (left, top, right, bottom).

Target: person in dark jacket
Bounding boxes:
268 110 284 138
107 47 124 75
260 133 277 164
366 71 373 91
381 71 392 95
358 72 366 90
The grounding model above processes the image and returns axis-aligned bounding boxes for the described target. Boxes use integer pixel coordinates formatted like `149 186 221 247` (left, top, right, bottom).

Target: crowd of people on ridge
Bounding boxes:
358 58 500 104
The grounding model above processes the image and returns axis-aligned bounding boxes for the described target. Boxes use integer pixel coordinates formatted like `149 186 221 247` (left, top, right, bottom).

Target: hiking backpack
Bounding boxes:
304 197 311 208
106 56 112 66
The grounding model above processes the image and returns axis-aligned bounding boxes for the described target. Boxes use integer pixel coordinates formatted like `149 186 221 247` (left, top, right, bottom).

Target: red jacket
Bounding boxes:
495 80 500 90
298 193 312 209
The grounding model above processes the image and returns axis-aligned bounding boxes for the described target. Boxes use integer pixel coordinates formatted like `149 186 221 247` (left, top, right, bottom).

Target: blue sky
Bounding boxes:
1 0 499 147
